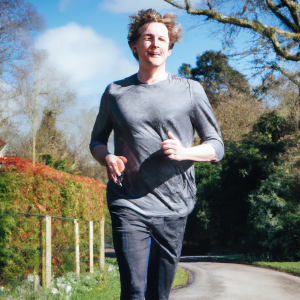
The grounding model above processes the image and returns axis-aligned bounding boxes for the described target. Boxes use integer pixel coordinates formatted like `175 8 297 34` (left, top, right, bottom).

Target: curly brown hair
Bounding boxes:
128 9 182 60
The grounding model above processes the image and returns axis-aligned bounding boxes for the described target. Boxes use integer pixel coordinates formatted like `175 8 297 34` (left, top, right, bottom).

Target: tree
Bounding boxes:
165 0 300 126
165 0 300 62
214 90 263 141
12 49 76 165
179 50 251 105
36 109 77 173
180 51 262 140
0 0 44 75
183 111 300 259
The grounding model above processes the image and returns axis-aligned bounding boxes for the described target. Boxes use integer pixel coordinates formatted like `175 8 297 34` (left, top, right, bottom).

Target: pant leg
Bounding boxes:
110 207 151 300
145 215 187 300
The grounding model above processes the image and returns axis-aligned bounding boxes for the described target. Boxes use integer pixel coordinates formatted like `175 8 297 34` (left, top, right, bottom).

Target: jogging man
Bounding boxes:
90 9 224 300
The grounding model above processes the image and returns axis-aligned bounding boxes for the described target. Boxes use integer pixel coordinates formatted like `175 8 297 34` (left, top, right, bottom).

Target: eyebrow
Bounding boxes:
142 34 167 38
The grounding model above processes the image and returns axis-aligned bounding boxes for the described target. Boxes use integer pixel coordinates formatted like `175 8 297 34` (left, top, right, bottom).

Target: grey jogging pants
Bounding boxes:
109 207 187 300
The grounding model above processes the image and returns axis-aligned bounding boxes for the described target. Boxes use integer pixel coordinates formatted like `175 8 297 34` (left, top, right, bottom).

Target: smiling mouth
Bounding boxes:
148 52 160 56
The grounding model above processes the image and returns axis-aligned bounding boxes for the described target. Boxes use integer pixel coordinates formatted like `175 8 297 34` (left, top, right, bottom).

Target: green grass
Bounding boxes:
253 261 300 277
0 258 189 299
172 266 189 288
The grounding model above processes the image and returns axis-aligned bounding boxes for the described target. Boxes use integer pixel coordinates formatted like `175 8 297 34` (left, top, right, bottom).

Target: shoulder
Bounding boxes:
169 73 191 87
105 74 137 95
168 74 205 96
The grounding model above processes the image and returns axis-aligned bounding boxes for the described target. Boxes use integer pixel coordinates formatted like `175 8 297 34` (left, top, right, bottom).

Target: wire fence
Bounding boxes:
7 212 105 288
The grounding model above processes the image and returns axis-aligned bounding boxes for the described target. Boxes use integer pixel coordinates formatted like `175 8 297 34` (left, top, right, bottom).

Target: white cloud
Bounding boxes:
59 0 72 12
100 0 204 14
35 23 137 95
100 0 171 13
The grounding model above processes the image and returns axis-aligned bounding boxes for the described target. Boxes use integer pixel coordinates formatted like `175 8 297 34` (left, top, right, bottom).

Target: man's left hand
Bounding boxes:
162 131 186 161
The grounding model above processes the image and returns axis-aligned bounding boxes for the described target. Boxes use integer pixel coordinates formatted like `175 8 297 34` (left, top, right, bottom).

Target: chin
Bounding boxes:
146 58 166 67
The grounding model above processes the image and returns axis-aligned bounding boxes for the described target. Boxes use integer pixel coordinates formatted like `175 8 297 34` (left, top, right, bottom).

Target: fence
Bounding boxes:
12 212 106 289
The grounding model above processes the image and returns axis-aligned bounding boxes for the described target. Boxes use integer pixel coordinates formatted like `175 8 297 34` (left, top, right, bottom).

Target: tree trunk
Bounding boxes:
32 66 40 166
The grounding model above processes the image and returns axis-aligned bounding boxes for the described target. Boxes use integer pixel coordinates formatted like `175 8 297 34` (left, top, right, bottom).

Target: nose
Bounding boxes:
151 37 159 48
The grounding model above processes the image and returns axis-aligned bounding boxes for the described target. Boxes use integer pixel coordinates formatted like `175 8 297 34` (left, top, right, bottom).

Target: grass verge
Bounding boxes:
252 261 300 277
0 258 189 299
172 266 189 288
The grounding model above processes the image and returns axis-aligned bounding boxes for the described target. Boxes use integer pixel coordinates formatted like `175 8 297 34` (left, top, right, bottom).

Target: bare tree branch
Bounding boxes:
266 0 299 33
272 63 300 88
164 0 300 61
281 0 300 29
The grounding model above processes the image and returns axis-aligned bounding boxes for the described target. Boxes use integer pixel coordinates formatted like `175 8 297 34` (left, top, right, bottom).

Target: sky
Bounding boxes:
29 0 226 108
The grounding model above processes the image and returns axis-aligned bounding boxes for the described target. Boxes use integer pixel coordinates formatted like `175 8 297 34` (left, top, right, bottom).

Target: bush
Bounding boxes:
183 112 300 260
0 156 106 285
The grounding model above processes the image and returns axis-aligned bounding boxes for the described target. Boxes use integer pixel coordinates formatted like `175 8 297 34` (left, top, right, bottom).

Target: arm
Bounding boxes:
89 90 126 183
162 131 217 162
162 81 224 163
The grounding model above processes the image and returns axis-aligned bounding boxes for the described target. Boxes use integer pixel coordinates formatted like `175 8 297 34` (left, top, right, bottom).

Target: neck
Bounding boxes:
137 64 168 85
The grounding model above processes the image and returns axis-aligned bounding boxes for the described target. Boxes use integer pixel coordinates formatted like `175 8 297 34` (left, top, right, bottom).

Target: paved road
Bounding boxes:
170 262 300 300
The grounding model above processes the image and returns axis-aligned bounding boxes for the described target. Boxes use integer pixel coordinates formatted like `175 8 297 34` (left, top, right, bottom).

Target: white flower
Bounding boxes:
51 287 60 294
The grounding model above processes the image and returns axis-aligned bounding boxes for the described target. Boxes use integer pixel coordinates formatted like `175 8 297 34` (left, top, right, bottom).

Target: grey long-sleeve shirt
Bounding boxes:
90 73 224 217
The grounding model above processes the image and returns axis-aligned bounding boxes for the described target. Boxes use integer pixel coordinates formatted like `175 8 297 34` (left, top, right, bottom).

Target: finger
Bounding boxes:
118 156 127 164
162 144 179 150
109 166 117 182
168 154 181 161
111 163 121 176
162 140 180 146
111 173 117 182
116 159 125 173
164 149 176 155
167 131 177 140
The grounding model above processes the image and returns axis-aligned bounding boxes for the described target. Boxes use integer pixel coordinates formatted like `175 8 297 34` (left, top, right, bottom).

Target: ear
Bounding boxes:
167 48 172 57
129 42 137 53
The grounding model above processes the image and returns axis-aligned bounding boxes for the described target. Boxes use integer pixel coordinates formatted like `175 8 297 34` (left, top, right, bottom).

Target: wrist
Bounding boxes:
182 147 192 160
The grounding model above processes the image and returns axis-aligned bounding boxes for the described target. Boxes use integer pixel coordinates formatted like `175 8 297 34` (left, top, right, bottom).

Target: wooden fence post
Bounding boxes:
45 215 52 289
74 220 80 275
41 217 46 287
100 216 105 271
89 221 94 273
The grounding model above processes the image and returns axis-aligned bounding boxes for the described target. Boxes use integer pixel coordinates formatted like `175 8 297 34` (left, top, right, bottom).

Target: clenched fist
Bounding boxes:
162 131 187 161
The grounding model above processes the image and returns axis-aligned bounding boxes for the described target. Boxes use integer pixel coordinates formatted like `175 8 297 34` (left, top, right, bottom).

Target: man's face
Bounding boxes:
131 22 172 68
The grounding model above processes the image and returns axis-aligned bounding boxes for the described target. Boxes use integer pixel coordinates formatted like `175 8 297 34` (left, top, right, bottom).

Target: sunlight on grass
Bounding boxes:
253 262 300 276
0 259 189 299
172 266 189 288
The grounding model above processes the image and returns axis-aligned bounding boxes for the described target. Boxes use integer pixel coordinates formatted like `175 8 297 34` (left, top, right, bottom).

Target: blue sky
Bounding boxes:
29 0 227 108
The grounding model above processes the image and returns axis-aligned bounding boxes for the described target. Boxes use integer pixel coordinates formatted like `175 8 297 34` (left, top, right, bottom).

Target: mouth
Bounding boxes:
147 52 160 57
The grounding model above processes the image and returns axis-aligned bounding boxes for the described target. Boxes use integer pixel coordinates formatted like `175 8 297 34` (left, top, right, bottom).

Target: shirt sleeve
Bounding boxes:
89 90 113 152
189 80 224 163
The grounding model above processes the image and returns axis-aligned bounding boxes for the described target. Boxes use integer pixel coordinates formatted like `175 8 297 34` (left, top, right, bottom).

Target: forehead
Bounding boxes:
139 22 169 37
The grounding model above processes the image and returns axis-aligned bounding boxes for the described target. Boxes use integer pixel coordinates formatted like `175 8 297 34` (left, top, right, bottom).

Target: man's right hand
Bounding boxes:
105 154 127 184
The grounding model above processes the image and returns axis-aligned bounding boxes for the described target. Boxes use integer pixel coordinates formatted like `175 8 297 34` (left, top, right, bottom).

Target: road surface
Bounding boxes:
170 262 300 300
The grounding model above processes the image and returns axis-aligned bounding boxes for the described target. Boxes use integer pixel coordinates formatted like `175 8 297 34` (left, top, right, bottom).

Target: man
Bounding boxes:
90 9 224 300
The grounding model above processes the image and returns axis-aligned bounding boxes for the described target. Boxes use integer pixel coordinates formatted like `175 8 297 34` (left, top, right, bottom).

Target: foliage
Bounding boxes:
166 0 300 126
214 90 263 141
165 0 300 64
180 51 262 141
36 109 77 174
0 156 106 285
183 111 300 260
179 51 251 106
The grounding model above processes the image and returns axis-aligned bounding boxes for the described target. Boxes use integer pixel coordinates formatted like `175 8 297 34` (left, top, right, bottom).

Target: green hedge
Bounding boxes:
0 156 106 285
